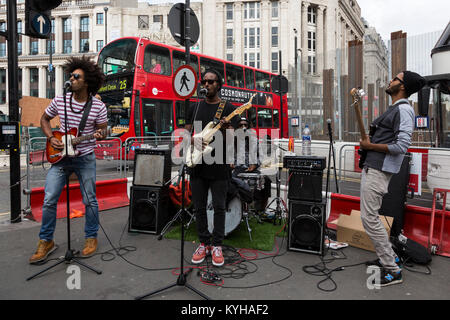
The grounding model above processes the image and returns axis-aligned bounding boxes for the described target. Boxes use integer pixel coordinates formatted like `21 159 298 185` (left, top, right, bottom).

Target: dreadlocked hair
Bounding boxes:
63 55 105 96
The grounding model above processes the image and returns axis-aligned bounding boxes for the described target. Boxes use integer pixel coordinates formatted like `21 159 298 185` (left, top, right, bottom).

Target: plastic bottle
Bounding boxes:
302 124 311 155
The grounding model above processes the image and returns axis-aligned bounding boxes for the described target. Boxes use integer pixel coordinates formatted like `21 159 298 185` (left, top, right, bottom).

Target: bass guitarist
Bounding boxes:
185 69 239 267
359 71 425 286
29 56 107 264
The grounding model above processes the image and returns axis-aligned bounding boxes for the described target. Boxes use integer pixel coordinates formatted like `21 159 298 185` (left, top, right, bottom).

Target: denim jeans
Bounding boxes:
39 153 99 241
190 177 228 246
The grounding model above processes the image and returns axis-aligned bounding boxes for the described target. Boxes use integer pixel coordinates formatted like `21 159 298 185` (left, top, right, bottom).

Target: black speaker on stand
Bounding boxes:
129 148 172 235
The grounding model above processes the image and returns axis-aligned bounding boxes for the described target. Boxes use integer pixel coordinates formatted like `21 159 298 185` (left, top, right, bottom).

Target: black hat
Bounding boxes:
402 71 426 97
238 117 250 125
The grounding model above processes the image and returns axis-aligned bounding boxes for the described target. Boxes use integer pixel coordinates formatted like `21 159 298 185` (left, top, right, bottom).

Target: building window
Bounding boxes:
138 15 149 29
30 68 39 97
63 17 71 33
96 13 104 25
271 27 278 47
245 27 260 49
17 20 22 56
30 39 39 55
308 31 316 51
226 28 233 49
96 40 104 52
80 16 89 53
0 69 6 104
244 2 260 19
46 19 55 55
308 55 316 74
46 70 54 99
308 6 316 24
63 17 72 54
226 3 233 20
272 52 279 73
226 54 233 62
272 1 279 18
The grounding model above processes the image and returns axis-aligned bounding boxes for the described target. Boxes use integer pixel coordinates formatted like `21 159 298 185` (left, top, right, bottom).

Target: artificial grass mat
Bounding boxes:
163 216 286 251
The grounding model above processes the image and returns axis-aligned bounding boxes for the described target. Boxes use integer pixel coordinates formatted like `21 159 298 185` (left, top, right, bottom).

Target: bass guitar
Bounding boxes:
186 94 256 168
350 88 369 169
46 127 107 164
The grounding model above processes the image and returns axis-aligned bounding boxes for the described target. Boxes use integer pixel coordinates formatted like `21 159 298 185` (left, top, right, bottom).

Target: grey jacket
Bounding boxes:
364 98 414 174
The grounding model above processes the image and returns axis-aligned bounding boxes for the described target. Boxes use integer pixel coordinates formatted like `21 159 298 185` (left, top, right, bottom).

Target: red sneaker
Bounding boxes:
191 243 210 264
211 246 224 267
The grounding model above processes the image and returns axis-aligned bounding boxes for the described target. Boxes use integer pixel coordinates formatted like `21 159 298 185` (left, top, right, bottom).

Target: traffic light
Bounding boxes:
25 0 62 39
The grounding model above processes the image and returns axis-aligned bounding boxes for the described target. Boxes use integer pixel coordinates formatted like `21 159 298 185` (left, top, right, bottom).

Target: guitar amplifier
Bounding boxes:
133 147 171 187
283 156 326 171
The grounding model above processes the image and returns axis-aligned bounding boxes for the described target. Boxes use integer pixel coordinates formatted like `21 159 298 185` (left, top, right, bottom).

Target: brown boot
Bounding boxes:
29 240 57 264
81 238 98 258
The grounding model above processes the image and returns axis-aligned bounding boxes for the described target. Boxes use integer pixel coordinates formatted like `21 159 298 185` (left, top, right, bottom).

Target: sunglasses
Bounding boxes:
200 79 217 85
70 73 81 80
393 76 404 84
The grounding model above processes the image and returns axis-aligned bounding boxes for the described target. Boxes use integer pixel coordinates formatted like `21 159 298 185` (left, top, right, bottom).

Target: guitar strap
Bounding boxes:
213 100 226 125
78 96 93 136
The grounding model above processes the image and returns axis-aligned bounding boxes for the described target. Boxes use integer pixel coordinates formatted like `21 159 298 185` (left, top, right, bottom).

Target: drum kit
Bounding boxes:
206 171 270 241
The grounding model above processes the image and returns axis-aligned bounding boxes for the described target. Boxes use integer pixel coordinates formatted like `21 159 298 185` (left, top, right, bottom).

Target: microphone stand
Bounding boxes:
326 120 339 194
27 85 102 281
135 93 210 300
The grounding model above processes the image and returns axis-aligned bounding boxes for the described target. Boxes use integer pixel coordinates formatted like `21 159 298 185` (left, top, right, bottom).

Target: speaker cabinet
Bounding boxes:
287 170 323 202
133 148 171 187
288 200 326 255
129 186 170 234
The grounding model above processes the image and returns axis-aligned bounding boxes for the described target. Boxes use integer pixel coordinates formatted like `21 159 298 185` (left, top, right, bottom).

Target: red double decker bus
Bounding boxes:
96 37 288 159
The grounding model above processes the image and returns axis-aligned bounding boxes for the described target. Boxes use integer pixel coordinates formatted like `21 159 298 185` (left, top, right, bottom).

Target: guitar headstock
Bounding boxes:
350 88 365 104
233 93 256 116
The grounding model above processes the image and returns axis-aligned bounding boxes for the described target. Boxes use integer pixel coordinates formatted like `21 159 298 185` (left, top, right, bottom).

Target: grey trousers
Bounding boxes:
360 167 400 272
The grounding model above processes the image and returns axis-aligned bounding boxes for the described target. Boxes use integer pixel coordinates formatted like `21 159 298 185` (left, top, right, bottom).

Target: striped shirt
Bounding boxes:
45 93 107 157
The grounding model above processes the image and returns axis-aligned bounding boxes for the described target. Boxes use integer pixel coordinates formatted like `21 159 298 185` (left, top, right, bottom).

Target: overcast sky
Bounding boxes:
141 0 450 41
357 0 449 41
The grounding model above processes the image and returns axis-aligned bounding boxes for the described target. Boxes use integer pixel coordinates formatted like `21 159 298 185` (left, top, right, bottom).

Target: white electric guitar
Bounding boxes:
186 94 255 168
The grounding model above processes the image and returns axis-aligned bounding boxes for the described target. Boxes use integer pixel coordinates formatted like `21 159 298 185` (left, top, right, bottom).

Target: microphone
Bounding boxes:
327 118 332 135
64 80 72 90
199 88 207 97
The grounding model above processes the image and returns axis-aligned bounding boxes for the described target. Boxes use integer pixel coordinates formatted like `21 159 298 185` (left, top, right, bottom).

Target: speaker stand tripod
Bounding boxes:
265 144 288 225
135 164 210 300
27 89 102 281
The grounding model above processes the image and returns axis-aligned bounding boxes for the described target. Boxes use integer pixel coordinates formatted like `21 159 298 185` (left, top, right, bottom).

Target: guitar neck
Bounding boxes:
71 133 96 145
353 101 367 140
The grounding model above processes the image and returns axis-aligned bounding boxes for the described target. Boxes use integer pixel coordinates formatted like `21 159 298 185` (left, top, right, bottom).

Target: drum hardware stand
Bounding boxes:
265 144 288 225
157 172 195 241
27 84 102 281
326 119 339 193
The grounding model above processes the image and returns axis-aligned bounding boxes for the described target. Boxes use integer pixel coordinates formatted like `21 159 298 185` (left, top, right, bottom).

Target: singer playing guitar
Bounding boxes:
29 56 107 264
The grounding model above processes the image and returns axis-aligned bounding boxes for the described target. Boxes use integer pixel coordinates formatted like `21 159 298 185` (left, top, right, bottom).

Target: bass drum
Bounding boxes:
207 190 242 236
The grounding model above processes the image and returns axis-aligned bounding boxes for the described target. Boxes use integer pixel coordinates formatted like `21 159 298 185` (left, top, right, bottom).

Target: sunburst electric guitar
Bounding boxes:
186 94 256 168
46 128 107 164
350 88 375 169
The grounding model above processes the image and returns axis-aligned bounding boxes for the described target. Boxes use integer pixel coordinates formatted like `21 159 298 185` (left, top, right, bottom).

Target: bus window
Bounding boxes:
98 38 137 75
200 57 225 84
142 99 174 136
247 107 257 128
173 50 199 77
257 108 272 128
175 101 188 128
256 71 270 92
273 109 279 128
143 44 171 76
225 64 244 88
245 68 255 90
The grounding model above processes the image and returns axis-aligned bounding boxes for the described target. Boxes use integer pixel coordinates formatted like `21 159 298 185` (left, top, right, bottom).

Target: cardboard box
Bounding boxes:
331 210 393 252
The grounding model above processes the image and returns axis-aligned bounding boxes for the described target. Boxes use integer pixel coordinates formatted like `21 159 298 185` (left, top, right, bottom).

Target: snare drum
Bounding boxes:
206 190 242 236
237 172 264 192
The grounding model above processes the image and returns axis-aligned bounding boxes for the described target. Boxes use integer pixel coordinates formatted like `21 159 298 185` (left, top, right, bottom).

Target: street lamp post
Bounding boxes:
104 7 108 45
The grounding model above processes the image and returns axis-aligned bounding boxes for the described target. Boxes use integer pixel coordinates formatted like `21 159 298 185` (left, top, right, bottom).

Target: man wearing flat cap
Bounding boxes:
359 71 426 287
